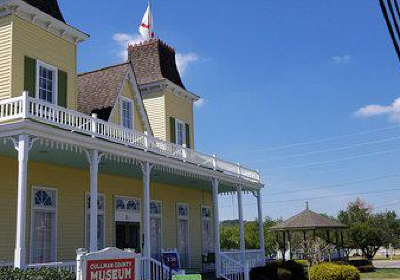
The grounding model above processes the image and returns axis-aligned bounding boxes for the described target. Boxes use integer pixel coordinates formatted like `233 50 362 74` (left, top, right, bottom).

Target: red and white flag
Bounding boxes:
139 4 154 40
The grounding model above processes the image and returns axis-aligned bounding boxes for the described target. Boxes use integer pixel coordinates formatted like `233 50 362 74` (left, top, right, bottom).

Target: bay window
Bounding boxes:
36 60 58 104
121 98 133 129
85 194 105 250
150 201 162 260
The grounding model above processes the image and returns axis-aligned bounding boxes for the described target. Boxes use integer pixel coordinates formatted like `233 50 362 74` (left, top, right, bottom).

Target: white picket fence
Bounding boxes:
220 250 266 280
0 93 261 184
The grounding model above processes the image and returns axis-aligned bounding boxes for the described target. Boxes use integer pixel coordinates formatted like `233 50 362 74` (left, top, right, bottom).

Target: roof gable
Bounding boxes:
77 63 152 134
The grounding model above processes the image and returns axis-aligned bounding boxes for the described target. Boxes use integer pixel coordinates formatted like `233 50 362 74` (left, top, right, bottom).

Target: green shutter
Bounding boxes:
24 56 36 97
58 70 68 107
185 123 191 149
170 117 176 143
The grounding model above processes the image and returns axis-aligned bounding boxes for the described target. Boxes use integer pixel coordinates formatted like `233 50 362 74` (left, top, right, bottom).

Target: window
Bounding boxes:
31 188 57 264
177 203 189 268
201 206 213 255
121 98 133 129
36 61 58 104
85 194 105 250
175 119 186 146
150 201 162 260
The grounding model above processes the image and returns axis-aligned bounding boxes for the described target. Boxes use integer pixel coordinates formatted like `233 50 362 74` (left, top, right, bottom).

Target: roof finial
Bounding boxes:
306 202 309 210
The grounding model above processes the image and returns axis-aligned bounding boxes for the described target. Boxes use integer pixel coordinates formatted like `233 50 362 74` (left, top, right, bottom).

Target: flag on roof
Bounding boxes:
139 4 154 40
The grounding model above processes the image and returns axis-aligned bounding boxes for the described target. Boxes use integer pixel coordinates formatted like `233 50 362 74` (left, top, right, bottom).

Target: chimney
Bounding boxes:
128 39 186 89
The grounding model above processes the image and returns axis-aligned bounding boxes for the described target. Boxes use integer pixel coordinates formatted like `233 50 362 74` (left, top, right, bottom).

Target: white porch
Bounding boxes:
0 94 266 280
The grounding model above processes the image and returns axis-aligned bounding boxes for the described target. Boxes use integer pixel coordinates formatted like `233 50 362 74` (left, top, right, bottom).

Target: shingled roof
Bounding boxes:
77 63 130 119
22 0 66 23
270 205 346 231
128 39 186 89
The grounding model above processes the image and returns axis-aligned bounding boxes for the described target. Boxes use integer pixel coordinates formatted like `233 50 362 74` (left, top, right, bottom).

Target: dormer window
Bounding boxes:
121 98 134 129
36 60 58 104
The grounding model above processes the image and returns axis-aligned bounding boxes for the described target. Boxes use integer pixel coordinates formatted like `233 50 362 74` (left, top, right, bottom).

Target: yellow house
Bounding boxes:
0 0 265 279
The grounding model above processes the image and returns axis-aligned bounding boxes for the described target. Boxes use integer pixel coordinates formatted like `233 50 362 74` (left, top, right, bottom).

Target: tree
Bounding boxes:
338 198 400 260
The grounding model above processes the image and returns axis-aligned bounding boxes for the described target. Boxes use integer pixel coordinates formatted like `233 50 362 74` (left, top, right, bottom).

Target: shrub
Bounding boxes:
277 268 291 280
250 260 307 280
0 267 75 280
357 265 375 273
295 260 310 267
310 263 360 280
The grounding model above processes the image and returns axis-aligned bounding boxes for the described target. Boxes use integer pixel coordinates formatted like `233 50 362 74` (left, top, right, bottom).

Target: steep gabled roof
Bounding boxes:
77 63 129 117
128 39 186 89
270 208 346 231
77 62 152 135
22 0 66 23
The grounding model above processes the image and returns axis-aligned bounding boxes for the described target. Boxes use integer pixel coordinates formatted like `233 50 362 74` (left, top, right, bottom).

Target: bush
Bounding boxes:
295 260 310 267
348 259 372 268
357 265 375 273
277 268 291 280
250 260 307 280
0 267 75 280
310 263 360 280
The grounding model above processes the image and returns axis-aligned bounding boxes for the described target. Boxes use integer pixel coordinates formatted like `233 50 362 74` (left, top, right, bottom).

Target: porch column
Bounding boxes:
212 178 221 278
89 150 99 252
14 134 30 268
256 189 266 260
237 186 246 261
141 162 153 259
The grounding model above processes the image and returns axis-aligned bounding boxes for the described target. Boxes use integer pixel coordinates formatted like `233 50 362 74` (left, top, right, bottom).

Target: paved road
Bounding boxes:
373 260 400 269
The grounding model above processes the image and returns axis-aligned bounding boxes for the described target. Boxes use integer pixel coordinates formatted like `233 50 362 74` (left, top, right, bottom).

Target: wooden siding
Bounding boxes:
0 156 211 269
109 80 145 132
143 93 166 141
164 91 195 148
11 15 78 109
0 16 12 99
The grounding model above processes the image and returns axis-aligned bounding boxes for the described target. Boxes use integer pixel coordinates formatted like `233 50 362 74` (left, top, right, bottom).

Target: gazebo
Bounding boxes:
269 203 347 262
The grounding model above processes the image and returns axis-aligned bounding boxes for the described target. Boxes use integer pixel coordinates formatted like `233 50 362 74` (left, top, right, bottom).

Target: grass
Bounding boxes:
361 268 400 279
374 255 400 261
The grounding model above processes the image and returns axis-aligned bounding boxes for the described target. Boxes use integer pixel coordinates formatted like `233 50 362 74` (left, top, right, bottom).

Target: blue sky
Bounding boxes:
60 0 400 221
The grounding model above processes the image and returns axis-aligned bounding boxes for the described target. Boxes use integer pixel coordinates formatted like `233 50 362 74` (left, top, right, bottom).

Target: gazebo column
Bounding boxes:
237 186 246 263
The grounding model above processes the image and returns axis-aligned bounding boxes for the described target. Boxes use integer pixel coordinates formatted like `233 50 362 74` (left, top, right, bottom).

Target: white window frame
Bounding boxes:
201 205 213 255
150 200 163 259
30 186 58 264
175 118 186 146
84 193 106 250
120 97 134 130
36 60 58 104
177 203 189 267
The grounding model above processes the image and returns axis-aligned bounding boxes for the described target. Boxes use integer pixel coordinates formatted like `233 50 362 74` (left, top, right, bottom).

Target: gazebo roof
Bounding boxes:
270 204 346 231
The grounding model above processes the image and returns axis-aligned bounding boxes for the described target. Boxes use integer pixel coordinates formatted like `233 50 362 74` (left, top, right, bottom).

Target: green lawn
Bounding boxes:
362 269 400 279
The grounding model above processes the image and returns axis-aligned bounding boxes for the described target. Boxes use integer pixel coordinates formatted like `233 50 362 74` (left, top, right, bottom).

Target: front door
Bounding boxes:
116 222 140 251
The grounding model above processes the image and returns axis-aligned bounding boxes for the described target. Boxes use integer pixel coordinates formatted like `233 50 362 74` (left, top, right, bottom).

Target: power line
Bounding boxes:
220 188 400 208
229 124 400 156
260 147 400 171
268 173 400 196
247 135 400 164
380 0 400 64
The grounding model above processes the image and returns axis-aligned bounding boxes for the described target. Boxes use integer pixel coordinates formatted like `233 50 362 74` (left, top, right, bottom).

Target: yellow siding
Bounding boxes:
143 93 166 141
0 16 12 99
11 16 77 109
164 91 195 148
109 80 145 133
0 156 211 269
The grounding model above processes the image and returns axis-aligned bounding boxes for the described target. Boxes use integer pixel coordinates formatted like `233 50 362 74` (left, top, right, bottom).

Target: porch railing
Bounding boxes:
220 253 249 280
0 94 261 184
141 257 178 280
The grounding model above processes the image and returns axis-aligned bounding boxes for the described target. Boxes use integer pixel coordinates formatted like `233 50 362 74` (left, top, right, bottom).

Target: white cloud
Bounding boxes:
113 33 145 60
112 33 199 76
355 97 400 122
176 53 199 76
194 98 206 108
332 54 351 64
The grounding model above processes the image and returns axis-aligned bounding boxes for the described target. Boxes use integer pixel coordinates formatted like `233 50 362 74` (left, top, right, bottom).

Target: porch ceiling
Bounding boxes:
0 139 237 193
